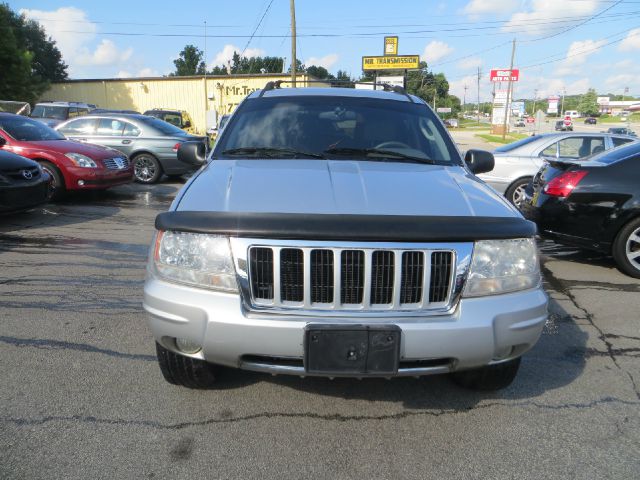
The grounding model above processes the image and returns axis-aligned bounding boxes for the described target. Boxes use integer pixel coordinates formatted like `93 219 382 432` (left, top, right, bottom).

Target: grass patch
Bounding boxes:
596 113 640 124
475 132 528 144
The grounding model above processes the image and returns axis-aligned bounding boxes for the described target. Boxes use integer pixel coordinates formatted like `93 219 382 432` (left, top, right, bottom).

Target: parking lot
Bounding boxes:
1 180 639 479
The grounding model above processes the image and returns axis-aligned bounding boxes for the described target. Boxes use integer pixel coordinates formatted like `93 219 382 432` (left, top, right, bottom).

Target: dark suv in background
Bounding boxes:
143 109 196 135
30 101 94 128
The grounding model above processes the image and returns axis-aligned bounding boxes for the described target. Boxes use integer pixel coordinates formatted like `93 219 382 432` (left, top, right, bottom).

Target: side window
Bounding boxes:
556 137 603 159
78 108 89 116
96 119 125 136
67 107 79 118
612 137 634 148
123 122 141 137
58 118 97 136
163 113 183 128
541 142 558 158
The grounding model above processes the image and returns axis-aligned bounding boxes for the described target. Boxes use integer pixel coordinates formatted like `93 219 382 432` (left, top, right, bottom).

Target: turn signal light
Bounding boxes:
543 170 588 197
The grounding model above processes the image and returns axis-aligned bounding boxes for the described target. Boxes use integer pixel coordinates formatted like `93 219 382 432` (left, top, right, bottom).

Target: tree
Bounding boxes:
0 3 67 103
334 70 354 88
578 88 599 116
207 51 284 75
171 45 206 76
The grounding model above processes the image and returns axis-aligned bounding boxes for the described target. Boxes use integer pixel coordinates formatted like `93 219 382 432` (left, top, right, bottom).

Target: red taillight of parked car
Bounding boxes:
172 143 181 152
543 170 588 197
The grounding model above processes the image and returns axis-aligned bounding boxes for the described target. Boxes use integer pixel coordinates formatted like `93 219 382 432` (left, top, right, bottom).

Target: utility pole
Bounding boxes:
532 88 538 116
290 0 297 87
433 90 436 110
502 38 516 140
560 88 566 116
463 85 468 115
476 67 481 124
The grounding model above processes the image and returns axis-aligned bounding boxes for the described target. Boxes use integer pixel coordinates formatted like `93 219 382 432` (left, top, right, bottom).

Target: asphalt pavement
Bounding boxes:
1 181 639 479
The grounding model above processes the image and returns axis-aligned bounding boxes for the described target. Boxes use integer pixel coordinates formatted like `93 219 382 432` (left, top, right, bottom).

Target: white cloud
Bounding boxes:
463 0 519 15
449 75 486 102
457 57 483 70
20 7 135 73
212 44 266 67
422 41 454 63
503 0 598 36
305 54 339 70
76 40 133 66
117 68 159 78
555 39 606 75
619 28 640 51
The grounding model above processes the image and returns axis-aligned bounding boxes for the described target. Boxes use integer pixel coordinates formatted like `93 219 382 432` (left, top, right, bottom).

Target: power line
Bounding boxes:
239 0 275 58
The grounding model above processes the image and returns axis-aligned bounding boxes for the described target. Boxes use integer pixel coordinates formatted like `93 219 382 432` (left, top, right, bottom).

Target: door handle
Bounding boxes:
122 139 132 145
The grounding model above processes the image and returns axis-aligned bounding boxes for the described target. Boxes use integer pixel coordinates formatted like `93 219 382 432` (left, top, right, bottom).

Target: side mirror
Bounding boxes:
183 120 191 128
177 141 207 166
464 149 494 174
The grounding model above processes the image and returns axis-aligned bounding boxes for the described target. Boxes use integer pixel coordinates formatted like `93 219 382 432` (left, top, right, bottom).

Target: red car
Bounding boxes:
0 113 133 199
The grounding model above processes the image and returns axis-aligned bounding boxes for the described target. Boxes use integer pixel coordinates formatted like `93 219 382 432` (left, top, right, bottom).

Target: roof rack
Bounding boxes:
258 79 416 103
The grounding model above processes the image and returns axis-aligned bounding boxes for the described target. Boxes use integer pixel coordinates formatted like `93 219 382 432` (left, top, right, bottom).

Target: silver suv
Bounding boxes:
143 85 548 390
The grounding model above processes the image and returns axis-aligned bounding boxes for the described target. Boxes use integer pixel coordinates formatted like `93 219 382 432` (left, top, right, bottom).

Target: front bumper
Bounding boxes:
0 178 50 214
143 274 548 377
64 166 134 190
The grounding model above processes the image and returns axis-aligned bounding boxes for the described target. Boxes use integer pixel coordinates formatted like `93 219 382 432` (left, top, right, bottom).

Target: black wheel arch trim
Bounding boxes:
155 211 537 241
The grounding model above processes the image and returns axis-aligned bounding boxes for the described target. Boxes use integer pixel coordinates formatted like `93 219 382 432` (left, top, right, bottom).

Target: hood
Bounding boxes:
176 159 519 218
20 140 121 159
0 149 40 171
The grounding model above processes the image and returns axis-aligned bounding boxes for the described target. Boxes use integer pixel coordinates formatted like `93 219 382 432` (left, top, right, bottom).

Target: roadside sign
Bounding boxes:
384 36 398 56
490 69 520 82
362 55 420 70
436 107 452 113
377 75 404 87
526 117 535 124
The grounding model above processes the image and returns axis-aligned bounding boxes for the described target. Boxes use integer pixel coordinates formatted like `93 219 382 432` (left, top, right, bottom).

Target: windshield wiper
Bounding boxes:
324 147 434 164
221 147 325 159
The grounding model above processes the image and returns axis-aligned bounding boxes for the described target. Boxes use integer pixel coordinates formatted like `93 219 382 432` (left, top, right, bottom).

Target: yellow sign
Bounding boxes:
384 36 398 56
362 55 420 71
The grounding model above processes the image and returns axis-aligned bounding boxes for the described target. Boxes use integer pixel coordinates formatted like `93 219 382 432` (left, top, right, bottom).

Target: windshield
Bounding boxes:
494 135 539 153
215 95 460 164
0 115 65 141
140 116 186 135
31 105 68 120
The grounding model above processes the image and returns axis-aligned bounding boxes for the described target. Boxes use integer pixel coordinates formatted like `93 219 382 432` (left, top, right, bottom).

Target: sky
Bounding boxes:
9 0 640 101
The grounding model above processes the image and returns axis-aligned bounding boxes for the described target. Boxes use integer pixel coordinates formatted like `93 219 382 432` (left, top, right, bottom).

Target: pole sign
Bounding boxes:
526 117 535 124
436 107 452 113
362 55 420 70
490 69 520 82
384 36 398 56
547 95 560 114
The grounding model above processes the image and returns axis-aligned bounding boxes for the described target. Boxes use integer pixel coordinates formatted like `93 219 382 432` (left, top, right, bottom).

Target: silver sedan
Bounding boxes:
479 132 637 207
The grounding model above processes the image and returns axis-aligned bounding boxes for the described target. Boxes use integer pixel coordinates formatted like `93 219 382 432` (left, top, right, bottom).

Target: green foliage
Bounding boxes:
578 88 599 116
0 3 67 103
171 45 206 76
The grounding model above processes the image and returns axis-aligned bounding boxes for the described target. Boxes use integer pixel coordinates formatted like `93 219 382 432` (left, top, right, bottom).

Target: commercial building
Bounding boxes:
42 73 326 134
597 97 640 115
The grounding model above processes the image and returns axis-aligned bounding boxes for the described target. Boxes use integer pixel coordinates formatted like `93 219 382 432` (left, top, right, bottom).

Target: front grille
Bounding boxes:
248 246 454 311
102 157 130 170
5 167 40 181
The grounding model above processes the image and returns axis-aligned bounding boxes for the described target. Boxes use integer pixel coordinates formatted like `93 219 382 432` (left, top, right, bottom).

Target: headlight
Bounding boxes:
65 153 97 168
464 238 540 297
152 231 238 292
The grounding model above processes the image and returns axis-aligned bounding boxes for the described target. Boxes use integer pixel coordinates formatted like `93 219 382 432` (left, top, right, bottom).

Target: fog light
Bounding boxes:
175 337 201 354
77 180 85 186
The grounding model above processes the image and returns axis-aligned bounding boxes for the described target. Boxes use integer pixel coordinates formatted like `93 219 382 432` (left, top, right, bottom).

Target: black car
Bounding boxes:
521 141 640 277
584 117 597 125
606 127 637 137
0 146 50 214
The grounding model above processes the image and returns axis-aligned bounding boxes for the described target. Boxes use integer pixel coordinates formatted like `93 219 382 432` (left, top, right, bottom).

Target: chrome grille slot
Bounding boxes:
400 251 424 304
242 241 464 315
341 250 364 304
310 249 334 303
371 251 394 305
429 251 453 303
102 157 130 170
250 247 274 300
280 248 303 302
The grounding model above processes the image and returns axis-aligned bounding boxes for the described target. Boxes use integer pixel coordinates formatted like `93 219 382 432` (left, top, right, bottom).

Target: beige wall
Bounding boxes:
43 74 326 134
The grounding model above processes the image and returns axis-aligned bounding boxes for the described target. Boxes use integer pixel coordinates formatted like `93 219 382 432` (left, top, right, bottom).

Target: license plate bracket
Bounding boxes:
304 324 401 375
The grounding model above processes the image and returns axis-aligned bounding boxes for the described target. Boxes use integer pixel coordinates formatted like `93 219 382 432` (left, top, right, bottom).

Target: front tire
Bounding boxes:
155 342 218 388
505 178 531 208
133 153 162 184
451 357 521 391
612 217 640 278
39 161 66 200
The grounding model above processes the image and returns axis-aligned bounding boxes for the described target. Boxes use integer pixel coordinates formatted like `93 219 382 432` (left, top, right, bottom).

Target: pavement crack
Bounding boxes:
0 336 155 362
2 397 638 430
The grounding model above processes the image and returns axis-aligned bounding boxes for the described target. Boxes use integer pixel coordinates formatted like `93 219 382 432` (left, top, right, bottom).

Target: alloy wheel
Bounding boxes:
625 226 640 272
512 184 526 208
134 156 157 182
